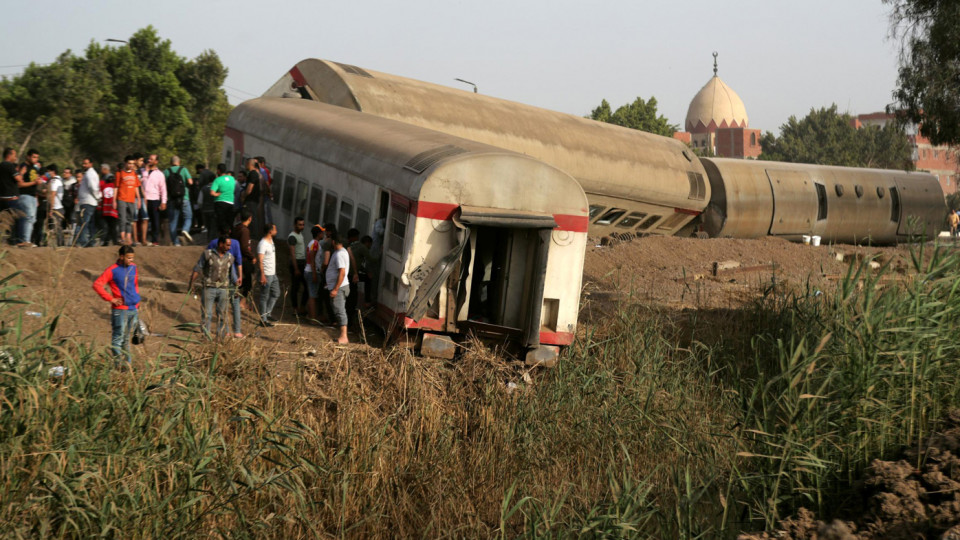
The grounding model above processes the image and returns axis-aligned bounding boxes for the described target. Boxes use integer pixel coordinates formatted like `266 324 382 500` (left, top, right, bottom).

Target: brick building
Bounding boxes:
674 54 761 159
852 112 959 195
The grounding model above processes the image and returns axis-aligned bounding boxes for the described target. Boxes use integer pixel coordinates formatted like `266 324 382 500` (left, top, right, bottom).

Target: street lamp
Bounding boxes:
105 38 128 44
454 78 477 94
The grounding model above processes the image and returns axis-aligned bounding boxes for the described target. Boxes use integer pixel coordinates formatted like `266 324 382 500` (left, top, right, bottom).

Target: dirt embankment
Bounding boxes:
739 409 960 540
0 235 936 356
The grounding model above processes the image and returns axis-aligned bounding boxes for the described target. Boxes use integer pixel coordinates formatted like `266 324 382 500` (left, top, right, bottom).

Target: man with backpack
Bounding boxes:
165 155 193 246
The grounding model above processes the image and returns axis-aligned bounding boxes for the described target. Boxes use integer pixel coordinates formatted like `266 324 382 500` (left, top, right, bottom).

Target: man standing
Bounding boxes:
165 155 193 246
287 217 308 315
256 156 273 224
0 148 22 243
189 234 238 338
133 153 149 246
242 158 262 236
141 153 166 245
92 245 140 367
76 157 101 247
45 165 65 246
326 232 351 344
194 163 216 236
210 164 236 235
258 223 280 327
208 229 244 338
304 225 323 321
231 209 256 309
16 149 41 247
61 166 76 231
115 157 142 246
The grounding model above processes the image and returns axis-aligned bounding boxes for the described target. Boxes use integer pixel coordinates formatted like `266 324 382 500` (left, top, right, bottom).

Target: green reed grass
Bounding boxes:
1 243 960 538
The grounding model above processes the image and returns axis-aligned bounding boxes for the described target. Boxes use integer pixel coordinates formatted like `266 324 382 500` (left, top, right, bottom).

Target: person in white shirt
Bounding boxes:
75 158 101 247
45 165 65 246
257 223 280 326
326 232 351 343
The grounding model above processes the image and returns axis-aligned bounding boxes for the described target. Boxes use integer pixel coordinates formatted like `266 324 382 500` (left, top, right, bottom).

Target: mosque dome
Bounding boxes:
684 63 749 133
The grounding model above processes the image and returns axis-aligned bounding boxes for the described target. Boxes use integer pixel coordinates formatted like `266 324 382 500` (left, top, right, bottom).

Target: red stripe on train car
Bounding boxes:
289 66 306 87
552 214 589 233
413 201 588 233
674 207 702 216
540 331 575 346
224 126 244 157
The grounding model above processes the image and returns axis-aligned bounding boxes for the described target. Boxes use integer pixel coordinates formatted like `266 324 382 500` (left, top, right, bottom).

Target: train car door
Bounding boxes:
407 206 555 348
766 169 819 235
893 177 938 238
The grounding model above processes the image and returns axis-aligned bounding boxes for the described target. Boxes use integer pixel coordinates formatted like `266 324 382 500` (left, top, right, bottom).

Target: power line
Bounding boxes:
223 84 258 97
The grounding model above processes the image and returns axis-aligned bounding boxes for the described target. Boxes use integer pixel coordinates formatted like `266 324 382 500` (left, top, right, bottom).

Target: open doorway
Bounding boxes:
463 226 548 343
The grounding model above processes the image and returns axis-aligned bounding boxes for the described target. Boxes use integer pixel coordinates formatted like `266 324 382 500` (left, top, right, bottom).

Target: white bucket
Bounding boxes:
802 235 811 245
811 235 821 247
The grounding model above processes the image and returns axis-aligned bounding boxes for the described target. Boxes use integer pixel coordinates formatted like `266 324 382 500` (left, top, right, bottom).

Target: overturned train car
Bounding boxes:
263 58 711 239
224 97 589 362
700 158 945 244
263 58 945 245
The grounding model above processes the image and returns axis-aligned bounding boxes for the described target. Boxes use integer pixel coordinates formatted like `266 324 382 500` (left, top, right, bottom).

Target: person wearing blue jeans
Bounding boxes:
190 235 239 339
207 234 244 337
93 245 141 366
75 158 101 247
257 223 280 326
168 196 193 246
76 204 97 247
17 194 37 245
166 157 193 246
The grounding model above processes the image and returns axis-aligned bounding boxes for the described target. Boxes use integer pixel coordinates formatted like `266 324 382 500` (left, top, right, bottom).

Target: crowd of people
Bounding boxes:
0 147 260 248
3 146 379 366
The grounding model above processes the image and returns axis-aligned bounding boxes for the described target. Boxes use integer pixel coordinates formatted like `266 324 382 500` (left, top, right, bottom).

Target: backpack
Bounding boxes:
167 166 186 201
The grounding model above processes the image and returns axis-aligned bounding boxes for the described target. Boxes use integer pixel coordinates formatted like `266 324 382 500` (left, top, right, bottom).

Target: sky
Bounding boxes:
1 0 904 134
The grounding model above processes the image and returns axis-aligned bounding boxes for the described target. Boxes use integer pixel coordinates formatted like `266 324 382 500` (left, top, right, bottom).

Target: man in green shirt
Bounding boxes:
165 155 193 245
209 163 236 235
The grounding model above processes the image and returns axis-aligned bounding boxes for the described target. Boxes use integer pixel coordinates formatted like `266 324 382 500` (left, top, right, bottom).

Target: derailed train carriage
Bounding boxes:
261 58 945 245
700 158 944 243
262 58 713 239
224 97 589 363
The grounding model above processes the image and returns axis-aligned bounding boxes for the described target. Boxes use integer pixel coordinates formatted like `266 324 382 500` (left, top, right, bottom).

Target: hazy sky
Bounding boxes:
1 0 903 133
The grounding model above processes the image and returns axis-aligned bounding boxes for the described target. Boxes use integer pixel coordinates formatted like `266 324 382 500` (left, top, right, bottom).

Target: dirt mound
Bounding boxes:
581 235 921 316
739 409 960 539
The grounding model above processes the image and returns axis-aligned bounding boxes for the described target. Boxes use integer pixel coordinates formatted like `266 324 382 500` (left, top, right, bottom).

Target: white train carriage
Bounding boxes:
223 97 589 361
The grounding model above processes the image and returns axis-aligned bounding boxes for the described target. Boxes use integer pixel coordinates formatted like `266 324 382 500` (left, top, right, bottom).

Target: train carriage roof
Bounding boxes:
227 97 583 204
264 58 709 208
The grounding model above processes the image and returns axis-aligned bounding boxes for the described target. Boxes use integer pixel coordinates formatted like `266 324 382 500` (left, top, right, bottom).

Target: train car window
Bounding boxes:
339 199 354 233
388 205 408 255
294 181 308 218
815 183 828 221
282 174 296 211
637 215 660 230
687 172 706 200
890 187 901 222
273 171 285 207
616 211 648 228
323 192 338 225
835 184 845 197
855 185 864 198
588 205 606 222
308 186 323 224
595 208 626 226
877 186 885 198
656 213 688 231
355 205 371 236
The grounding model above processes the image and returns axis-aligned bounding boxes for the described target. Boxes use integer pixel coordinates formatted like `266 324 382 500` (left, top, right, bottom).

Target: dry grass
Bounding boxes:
2 242 960 538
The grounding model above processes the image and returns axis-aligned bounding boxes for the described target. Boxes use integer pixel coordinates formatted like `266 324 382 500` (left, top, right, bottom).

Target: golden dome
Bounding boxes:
685 75 749 133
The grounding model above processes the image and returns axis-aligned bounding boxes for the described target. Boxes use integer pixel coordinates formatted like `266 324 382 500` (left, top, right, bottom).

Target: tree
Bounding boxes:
759 104 914 170
885 0 960 146
0 26 231 167
588 96 678 137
